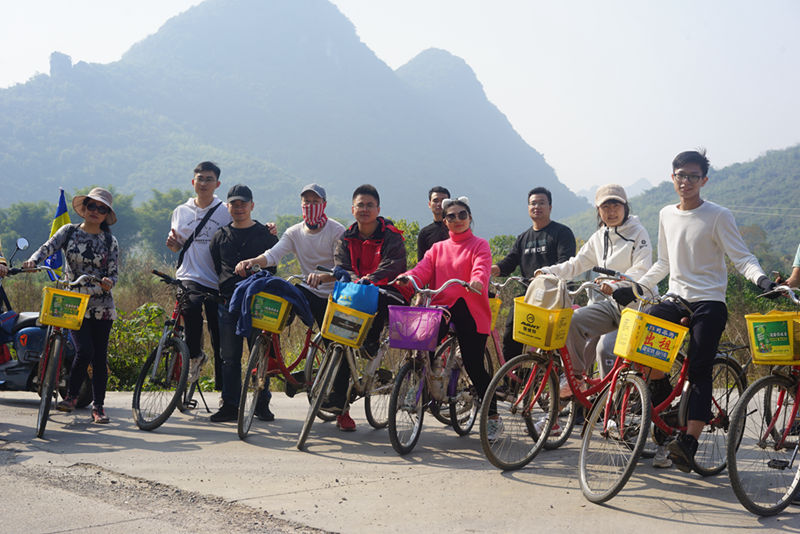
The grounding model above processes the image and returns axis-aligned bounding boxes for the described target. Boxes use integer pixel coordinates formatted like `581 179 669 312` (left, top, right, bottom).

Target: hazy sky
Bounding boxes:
3 0 799 193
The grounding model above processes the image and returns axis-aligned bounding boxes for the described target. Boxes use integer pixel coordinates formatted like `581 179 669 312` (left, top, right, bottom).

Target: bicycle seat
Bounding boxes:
14 312 40 331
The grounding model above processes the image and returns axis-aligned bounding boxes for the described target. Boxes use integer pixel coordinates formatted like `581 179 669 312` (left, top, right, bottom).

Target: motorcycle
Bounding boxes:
0 237 91 406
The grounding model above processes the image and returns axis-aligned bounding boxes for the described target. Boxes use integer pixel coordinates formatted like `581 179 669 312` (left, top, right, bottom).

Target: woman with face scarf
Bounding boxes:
236 183 345 328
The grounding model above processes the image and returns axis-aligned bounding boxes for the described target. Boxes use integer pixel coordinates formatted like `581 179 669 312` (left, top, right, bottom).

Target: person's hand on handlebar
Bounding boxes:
0 264 7 277
100 276 114 292
235 256 266 277
757 275 780 299
306 271 334 288
599 283 614 295
22 259 35 270
468 280 483 293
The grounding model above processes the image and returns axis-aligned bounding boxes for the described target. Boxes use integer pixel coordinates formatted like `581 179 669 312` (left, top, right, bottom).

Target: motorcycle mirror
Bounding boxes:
16 238 29 251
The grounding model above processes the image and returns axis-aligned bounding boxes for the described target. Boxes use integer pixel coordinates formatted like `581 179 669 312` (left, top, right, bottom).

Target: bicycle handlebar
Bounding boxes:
315 266 406 303
760 284 800 305
393 275 479 296
489 276 530 290
9 266 102 287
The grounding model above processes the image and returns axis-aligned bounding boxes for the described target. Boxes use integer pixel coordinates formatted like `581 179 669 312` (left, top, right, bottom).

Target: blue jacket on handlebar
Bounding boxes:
229 270 315 337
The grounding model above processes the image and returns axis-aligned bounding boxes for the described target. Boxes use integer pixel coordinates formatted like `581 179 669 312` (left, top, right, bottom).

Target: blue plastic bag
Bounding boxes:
332 281 379 315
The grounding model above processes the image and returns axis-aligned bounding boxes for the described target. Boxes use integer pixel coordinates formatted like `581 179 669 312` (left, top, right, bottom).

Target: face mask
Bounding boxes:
302 202 328 229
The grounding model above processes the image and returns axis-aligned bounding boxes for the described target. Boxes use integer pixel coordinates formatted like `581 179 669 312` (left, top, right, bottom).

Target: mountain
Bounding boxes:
576 177 655 204
564 145 800 266
0 0 589 237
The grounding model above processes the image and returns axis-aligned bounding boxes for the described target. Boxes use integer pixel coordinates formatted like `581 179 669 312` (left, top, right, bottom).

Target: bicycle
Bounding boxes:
296 276 405 450
385 276 491 455
131 270 219 431
726 285 800 516
237 271 328 439
13 265 101 438
578 270 745 503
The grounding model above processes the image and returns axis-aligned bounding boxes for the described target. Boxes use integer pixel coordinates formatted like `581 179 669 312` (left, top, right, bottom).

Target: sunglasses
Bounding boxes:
86 202 110 215
445 210 469 221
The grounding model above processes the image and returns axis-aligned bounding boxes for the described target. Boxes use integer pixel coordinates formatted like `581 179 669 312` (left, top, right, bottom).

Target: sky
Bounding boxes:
3 0 800 194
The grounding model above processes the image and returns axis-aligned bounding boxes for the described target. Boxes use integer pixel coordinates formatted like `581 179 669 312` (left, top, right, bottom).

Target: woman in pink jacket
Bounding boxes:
397 197 499 437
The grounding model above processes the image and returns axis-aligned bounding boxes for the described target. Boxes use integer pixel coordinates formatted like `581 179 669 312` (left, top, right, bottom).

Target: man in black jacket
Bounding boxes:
208 184 278 423
491 187 576 363
417 186 450 261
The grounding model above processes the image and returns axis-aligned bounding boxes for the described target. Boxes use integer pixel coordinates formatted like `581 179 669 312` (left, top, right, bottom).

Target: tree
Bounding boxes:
135 188 191 259
392 218 420 268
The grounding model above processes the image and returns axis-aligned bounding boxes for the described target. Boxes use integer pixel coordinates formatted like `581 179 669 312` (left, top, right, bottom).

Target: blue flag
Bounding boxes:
42 188 71 281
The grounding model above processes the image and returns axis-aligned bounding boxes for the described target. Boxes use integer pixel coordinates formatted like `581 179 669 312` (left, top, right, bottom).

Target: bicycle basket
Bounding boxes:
40 287 90 330
321 297 375 348
489 297 502 331
745 310 800 365
387 306 443 351
511 296 573 350
613 308 688 373
250 292 292 333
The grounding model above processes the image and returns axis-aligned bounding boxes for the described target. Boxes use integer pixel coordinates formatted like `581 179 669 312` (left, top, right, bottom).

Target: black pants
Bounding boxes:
68 317 113 407
443 298 492 413
297 285 328 329
180 281 222 389
501 311 524 363
646 299 727 423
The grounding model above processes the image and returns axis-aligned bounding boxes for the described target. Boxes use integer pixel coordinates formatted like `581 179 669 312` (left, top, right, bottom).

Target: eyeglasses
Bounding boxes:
86 202 110 215
353 202 378 210
445 210 469 221
672 173 704 184
195 175 218 183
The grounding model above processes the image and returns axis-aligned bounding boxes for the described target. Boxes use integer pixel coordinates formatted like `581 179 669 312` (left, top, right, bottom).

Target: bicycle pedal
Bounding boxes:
183 400 198 410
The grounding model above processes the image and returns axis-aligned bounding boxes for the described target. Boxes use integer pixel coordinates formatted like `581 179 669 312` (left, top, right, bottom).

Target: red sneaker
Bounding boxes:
336 411 356 432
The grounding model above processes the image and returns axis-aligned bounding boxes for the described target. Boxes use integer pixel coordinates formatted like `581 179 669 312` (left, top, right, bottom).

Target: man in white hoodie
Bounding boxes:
166 161 232 387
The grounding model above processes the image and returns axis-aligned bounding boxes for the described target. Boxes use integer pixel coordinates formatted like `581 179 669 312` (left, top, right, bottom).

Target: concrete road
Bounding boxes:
0 391 797 533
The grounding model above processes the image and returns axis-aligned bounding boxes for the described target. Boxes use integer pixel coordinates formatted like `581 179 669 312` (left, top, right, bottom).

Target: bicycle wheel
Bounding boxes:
364 344 403 429
727 374 800 516
680 355 744 477
450 358 478 436
304 334 336 422
387 359 426 455
543 398 579 450
36 334 63 439
297 345 342 450
132 336 190 431
238 335 270 439
479 353 558 471
579 373 650 503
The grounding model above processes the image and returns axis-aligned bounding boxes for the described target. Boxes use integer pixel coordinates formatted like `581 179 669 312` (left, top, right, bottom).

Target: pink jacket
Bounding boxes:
404 229 492 334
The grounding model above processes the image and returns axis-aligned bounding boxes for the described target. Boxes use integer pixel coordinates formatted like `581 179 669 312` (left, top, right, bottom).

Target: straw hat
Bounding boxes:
72 187 117 225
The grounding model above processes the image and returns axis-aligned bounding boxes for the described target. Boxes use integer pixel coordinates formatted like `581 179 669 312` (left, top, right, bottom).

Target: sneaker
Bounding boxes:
210 403 238 423
403 387 419 410
653 444 673 468
533 415 560 437
559 376 584 400
486 417 504 441
667 433 698 473
336 411 356 432
56 396 78 412
91 406 110 424
187 352 208 384
255 405 275 422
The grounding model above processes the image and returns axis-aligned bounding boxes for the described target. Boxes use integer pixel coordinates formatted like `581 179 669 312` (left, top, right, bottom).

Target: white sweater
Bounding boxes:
262 219 345 298
170 196 232 289
637 201 766 303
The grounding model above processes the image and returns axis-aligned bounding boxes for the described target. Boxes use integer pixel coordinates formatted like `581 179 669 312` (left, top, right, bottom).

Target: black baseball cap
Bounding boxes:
227 184 253 202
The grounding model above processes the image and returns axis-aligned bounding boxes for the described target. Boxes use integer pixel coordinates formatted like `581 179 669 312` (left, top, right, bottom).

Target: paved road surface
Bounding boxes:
0 391 797 533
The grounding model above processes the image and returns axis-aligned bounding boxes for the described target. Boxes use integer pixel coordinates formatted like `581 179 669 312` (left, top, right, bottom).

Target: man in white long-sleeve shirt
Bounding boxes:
634 150 776 474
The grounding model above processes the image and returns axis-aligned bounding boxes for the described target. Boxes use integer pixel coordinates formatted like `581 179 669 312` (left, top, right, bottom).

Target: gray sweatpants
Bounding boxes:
564 299 622 378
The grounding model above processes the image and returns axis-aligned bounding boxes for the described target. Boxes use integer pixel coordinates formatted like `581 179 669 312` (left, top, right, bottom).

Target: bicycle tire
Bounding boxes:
543 398 579 450
131 336 190 431
680 355 744 477
727 374 800 516
364 344 402 429
450 357 478 436
238 335 270 439
36 334 63 439
479 353 558 471
297 345 342 450
579 373 650 503
304 333 336 422
387 359 426 455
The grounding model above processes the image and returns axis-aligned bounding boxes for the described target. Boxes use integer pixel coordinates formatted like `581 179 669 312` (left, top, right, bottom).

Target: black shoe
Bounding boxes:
254 406 275 422
210 403 238 423
667 433 698 473
284 371 305 398
320 393 346 414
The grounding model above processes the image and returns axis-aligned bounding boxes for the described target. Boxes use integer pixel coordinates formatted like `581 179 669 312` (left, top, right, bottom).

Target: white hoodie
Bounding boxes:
541 215 652 293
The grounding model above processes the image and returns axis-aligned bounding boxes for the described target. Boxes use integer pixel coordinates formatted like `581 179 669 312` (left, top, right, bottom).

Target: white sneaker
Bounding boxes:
486 417 504 441
188 352 208 384
653 444 673 468
533 416 560 437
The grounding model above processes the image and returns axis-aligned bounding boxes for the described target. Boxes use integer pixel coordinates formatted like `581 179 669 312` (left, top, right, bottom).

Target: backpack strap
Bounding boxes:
177 201 222 269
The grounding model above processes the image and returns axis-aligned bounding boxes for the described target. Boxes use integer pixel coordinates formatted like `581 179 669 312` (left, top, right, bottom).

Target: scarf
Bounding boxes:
302 203 328 230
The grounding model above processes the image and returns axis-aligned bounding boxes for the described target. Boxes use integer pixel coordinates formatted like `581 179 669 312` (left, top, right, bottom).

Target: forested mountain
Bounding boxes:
0 0 588 237
564 145 800 270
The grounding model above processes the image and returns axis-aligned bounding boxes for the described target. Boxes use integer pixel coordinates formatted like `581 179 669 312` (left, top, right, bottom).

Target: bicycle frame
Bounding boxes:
760 368 800 451
38 325 66 393
263 326 324 386
148 297 185 381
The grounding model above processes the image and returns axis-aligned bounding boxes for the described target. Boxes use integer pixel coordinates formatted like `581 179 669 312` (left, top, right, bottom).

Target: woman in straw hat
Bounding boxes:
24 187 119 424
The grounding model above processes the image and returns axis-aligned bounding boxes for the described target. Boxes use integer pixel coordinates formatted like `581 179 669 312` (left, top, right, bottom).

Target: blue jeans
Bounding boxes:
218 304 270 409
